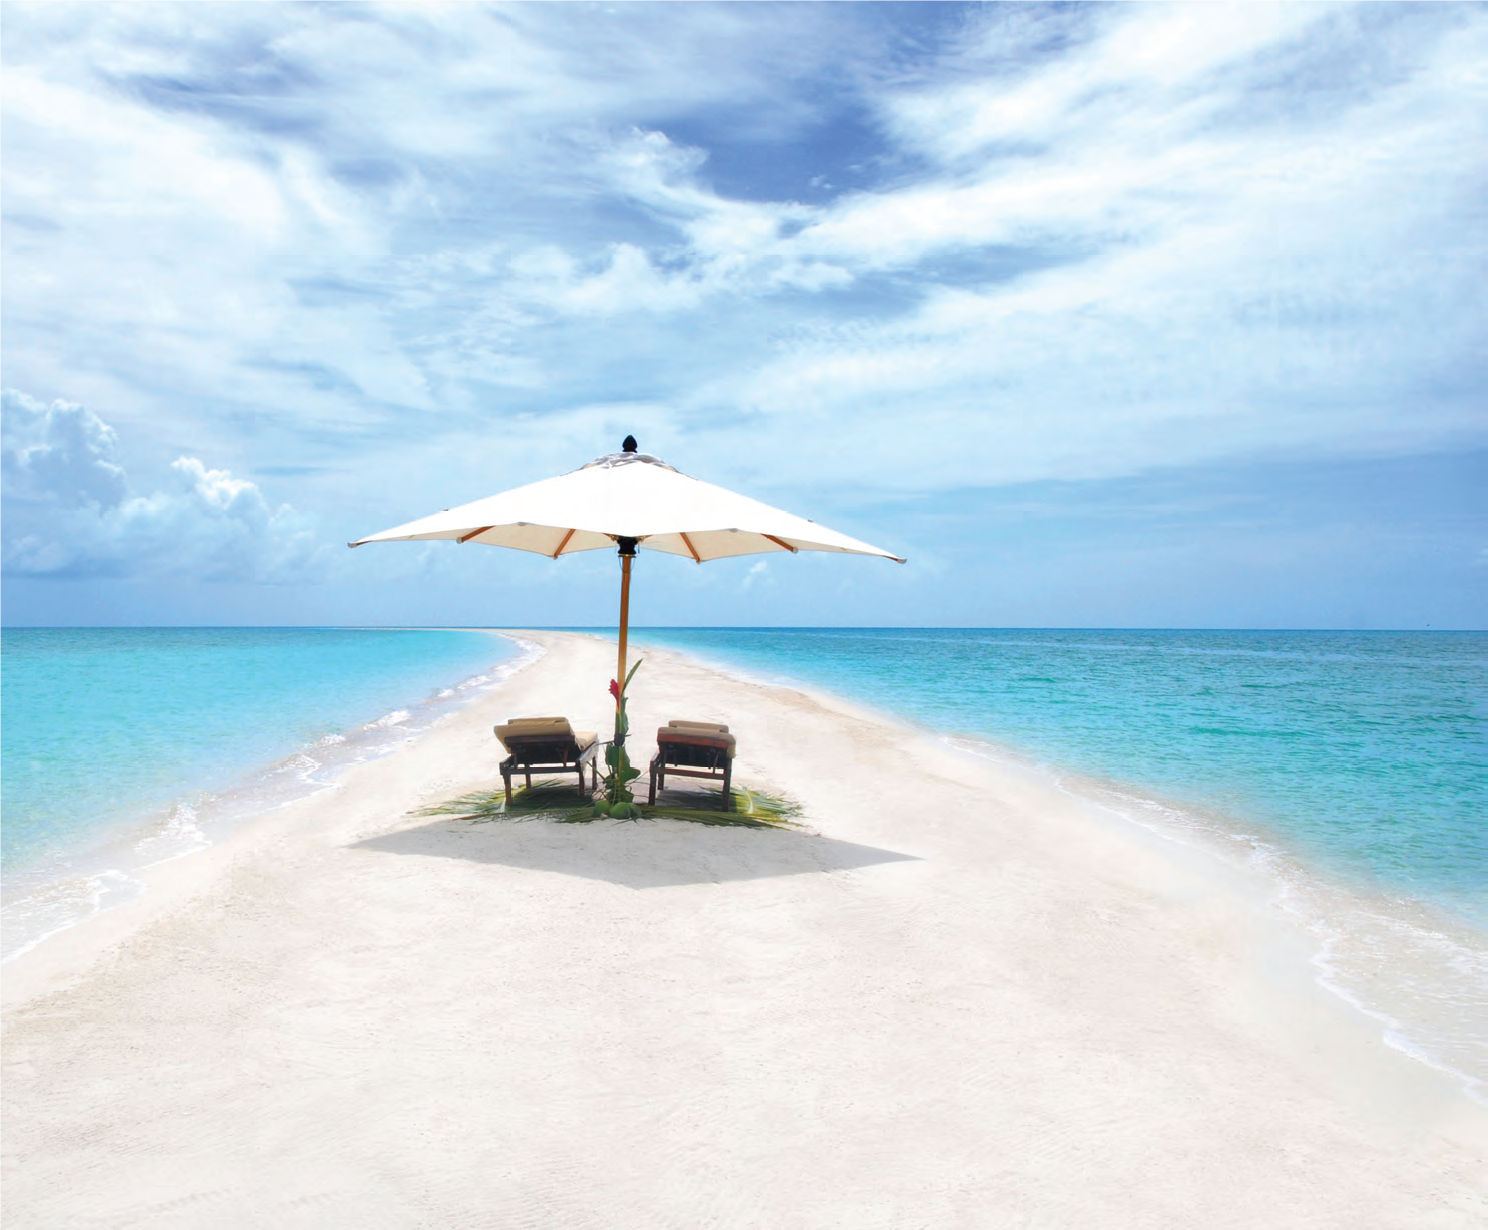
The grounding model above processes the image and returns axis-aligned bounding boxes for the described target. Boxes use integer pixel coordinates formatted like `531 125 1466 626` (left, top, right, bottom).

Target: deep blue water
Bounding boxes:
1 628 515 876
629 629 1488 924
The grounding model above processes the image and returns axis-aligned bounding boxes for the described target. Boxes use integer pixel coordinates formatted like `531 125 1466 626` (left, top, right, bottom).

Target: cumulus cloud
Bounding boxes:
2 390 323 582
2 389 127 509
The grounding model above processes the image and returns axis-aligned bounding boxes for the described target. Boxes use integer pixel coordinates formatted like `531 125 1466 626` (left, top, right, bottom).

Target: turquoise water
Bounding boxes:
630 629 1488 923
2 628 519 956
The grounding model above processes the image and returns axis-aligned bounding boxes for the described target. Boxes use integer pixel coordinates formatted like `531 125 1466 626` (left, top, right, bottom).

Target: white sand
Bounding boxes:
3 631 1484 1228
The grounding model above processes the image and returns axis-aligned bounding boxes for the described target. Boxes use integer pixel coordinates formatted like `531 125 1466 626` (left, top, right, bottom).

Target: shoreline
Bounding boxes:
4 631 1485 1225
629 628 1486 918
628 629 1488 1102
0 629 538 968
978 738 1488 1105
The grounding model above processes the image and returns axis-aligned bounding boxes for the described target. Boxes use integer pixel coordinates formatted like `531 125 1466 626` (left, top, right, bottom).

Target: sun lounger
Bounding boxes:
648 720 736 810
493 717 599 804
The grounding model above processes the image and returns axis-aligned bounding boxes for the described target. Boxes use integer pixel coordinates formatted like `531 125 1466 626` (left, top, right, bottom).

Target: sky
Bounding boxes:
2 1 1484 629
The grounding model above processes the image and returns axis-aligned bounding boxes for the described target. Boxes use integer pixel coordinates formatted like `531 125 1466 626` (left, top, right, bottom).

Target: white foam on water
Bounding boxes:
133 801 212 868
364 709 412 730
1 868 147 963
2 632 546 965
274 751 329 784
945 732 1488 1105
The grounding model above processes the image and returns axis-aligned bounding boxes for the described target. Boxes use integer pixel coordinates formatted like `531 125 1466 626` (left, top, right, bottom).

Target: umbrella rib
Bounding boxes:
551 527 577 559
679 531 702 564
458 526 496 544
763 534 799 554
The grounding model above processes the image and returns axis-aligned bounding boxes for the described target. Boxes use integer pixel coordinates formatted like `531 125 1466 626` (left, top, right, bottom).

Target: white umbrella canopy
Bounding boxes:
351 437 903 749
350 444 904 564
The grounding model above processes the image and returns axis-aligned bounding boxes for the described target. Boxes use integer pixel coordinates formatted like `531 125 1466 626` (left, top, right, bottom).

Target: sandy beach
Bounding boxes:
3 630 1484 1228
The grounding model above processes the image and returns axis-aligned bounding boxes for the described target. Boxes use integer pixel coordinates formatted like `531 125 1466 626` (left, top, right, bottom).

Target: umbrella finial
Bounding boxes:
622 435 638 453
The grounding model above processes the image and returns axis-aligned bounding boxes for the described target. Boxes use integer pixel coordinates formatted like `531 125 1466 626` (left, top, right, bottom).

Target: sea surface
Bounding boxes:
629 628 1488 1098
1 627 525 961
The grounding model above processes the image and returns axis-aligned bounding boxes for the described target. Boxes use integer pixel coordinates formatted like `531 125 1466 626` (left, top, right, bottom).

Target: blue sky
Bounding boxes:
3 1 1484 628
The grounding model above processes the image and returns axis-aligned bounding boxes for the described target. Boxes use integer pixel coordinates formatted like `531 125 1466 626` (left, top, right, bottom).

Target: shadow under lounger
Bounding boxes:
493 717 599 804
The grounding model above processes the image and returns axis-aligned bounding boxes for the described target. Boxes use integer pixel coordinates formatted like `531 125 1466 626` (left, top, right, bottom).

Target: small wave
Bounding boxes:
3 631 546 965
1 868 146 963
133 802 211 868
364 709 412 730
944 731 1488 1103
272 752 335 787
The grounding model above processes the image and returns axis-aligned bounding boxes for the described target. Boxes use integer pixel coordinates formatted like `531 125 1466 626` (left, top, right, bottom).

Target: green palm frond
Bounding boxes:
415 779 801 830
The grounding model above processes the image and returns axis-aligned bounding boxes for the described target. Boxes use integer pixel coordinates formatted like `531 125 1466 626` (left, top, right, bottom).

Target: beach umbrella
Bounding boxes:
350 436 903 755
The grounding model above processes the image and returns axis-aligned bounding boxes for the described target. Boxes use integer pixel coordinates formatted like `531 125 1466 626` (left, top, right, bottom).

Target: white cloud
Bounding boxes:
2 388 127 509
2 390 324 582
741 559 770 591
672 5 1488 490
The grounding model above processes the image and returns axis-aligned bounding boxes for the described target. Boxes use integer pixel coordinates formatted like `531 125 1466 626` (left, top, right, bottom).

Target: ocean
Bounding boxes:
629 628 1487 1099
1 627 526 962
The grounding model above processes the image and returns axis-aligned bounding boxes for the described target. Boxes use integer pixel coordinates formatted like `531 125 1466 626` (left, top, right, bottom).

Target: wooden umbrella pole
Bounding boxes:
615 549 633 742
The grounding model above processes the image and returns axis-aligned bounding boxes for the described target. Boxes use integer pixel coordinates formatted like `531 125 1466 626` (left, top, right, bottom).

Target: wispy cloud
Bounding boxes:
741 559 770 592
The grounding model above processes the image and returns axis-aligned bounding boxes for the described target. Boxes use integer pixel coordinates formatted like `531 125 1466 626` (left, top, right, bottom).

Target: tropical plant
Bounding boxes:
594 658 643 819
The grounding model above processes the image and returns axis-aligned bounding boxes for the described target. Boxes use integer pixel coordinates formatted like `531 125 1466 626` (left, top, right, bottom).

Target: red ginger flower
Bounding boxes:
609 678 621 700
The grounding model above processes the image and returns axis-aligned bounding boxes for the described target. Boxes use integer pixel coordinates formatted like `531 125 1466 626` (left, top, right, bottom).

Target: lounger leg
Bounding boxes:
721 758 732 812
524 769 531 788
648 754 658 806
503 769 512 807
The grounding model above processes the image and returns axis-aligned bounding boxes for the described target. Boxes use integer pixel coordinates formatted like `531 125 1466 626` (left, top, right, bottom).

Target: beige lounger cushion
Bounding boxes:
656 721 736 756
494 717 597 753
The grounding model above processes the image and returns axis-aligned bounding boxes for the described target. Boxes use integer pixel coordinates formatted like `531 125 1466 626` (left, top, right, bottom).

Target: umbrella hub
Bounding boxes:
581 450 678 472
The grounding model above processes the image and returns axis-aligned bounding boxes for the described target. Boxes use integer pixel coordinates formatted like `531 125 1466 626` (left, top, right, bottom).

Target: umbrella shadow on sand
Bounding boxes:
353 817 920 890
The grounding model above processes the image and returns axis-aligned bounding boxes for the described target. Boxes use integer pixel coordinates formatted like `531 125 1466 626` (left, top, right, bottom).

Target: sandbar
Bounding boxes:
3 631 1483 1227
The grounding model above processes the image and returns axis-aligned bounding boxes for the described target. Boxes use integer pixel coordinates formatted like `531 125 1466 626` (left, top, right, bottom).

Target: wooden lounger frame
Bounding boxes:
648 731 734 811
499 737 598 805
